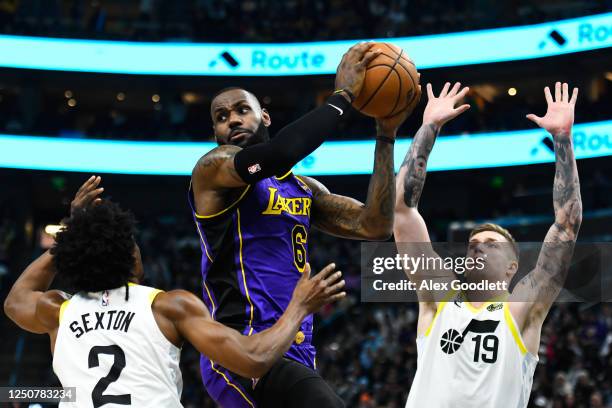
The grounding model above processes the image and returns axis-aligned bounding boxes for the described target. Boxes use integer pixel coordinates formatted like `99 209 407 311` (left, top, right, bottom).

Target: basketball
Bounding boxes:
352 43 421 118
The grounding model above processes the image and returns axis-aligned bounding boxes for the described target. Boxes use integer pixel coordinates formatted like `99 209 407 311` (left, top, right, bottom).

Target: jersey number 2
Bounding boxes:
292 224 308 272
88 345 131 407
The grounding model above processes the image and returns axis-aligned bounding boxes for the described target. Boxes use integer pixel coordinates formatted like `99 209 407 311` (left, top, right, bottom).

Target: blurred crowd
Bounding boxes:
0 79 610 141
0 0 608 42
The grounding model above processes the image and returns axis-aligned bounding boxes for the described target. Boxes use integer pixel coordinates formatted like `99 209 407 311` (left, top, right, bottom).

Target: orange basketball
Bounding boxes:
352 43 421 118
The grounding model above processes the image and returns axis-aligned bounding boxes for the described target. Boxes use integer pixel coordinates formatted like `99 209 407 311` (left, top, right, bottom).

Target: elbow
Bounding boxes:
363 225 393 241
4 296 16 322
242 354 272 379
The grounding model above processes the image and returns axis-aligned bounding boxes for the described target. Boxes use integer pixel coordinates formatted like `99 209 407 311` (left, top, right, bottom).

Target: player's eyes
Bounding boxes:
239 107 250 114
217 114 227 122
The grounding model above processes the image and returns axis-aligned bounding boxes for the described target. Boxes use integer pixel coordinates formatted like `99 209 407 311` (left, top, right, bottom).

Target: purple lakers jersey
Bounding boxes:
188 171 314 369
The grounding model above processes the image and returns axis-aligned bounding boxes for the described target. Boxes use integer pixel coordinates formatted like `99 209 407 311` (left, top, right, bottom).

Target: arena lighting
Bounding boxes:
508 87 517 96
44 224 63 236
0 13 610 75
0 120 610 175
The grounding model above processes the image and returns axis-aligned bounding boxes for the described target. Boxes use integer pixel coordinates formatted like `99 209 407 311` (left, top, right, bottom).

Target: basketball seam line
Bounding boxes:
357 52 400 112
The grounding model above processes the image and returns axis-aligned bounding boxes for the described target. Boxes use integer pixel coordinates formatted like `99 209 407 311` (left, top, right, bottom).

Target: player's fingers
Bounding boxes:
526 114 542 126
562 82 569 103
570 87 578 105
448 82 461 97
544 87 553 105
77 175 96 195
453 104 471 115
555 81 561 102
316 262 337 281
323 270 343 286
82 187 104 203
360 49 382 66
325 279 346 295
350 42 374 60
89 176 102 191
329 292 347 303
439 82 451 97
301 262 312 280
453 86 470 102
426 83 434 99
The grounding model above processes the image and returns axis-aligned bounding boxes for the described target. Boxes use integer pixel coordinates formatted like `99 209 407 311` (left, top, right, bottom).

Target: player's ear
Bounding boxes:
261 108 271 127
507 260 518 279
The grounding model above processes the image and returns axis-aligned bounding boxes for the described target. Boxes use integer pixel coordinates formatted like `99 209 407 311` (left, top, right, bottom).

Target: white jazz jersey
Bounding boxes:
406 296 538 408
53 283 183 408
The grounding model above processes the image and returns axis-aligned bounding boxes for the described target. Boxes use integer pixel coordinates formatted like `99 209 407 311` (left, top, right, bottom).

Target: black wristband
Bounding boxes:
376 135 395 144
333 88 355 103
326 93 352 111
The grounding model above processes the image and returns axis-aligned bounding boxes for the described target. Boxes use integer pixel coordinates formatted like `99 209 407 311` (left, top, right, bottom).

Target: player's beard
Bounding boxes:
232 121 270 148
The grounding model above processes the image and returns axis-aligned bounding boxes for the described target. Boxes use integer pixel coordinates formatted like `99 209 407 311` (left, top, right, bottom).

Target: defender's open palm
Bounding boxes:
292 263 346 314
527 82 578 137
423 82 470 128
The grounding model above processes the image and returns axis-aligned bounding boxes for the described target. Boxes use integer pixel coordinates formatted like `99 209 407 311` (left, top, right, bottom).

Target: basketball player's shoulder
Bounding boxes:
150 289 208 320
193 145 242 176
37 289 70 330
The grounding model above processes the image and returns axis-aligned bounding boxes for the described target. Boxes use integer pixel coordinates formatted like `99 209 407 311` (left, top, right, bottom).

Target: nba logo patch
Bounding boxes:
248 163 261 174
101 290 110 306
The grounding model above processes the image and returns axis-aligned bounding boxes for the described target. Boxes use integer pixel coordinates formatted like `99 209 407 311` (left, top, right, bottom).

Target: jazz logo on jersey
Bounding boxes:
101 290 110 307
440 319 500 363
263 187 311 216
487 303 503 312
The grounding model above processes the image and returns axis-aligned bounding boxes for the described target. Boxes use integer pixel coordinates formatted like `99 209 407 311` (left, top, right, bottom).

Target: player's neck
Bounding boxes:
462 289 508 308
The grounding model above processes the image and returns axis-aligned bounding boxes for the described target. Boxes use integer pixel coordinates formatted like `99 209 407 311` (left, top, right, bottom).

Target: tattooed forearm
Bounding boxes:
551 132 582 237
520 130 583 310
361 139 396 230
400 123 439 208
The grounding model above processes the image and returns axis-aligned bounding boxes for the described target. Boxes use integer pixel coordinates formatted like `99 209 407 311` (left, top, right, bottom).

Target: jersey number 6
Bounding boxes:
292 224 308 273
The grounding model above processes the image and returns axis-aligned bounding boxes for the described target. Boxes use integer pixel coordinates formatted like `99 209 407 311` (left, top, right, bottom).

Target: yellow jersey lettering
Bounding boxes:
262 187 311 216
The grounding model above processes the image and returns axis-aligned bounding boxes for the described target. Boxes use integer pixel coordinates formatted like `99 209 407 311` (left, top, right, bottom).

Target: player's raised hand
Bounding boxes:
335 42 382 101
422 82 470 128
70 175 104 216
527 82 578 137
292 263 346 314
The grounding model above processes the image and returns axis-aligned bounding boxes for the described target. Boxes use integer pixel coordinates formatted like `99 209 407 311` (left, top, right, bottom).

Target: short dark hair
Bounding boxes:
51 201 136 293
211 86 255 102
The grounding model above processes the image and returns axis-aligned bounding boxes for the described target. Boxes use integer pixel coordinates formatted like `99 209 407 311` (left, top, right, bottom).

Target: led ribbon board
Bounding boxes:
0 120 610 175
0 13 610 75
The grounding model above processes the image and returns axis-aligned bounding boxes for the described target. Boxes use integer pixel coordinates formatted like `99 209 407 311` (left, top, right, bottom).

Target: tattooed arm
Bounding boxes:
511 83 582 337
394 82 470 308
298 92 424 241
300 136 395 241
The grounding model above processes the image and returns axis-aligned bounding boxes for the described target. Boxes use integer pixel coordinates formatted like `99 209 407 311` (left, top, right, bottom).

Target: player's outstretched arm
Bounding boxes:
394 83 470 303
193 43 381 192
4 176 104 333
299 99 420 241
511 82 582 325
157 263 345 379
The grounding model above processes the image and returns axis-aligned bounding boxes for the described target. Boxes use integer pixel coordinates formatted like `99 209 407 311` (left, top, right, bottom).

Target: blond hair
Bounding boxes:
469 223 519 259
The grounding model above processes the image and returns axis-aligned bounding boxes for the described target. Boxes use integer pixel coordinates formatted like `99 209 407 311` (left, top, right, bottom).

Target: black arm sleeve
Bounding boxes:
233 93 351 183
